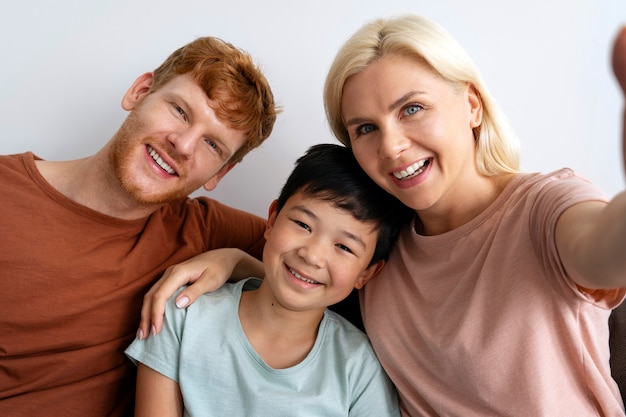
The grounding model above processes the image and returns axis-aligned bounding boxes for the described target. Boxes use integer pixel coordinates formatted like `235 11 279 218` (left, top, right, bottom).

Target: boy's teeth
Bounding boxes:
393 159 428 180
148 145 176 175
290 268 318 284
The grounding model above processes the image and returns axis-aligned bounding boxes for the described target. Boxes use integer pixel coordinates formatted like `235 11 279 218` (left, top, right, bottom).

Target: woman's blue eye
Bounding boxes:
358 124 376 135
405 105 420 115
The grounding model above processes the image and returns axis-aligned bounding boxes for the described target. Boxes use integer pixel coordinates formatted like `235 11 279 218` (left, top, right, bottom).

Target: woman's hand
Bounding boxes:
612 26 626 169
137 248 264 339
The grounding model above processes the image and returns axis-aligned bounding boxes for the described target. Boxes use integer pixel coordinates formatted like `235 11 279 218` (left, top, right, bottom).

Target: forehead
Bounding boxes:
153 74 248 154
286 191 379 234
341 55 451 116
153 73 207 100
345 55 439 94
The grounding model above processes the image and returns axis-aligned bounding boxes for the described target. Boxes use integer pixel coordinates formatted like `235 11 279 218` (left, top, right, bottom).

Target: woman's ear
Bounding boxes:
354 260 386 289
467 83 483 129
121 72 154 111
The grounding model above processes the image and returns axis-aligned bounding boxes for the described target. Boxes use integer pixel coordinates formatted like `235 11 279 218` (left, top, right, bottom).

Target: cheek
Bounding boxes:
263 224 291 256
351 146 376 173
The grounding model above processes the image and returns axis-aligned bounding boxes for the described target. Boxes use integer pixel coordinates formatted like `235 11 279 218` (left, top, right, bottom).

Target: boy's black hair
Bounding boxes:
276 143 414 267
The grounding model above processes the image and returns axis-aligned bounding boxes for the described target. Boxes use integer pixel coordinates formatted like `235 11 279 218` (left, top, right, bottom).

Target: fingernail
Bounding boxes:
151 325 156 336
136 328 144 340
176 296 189 309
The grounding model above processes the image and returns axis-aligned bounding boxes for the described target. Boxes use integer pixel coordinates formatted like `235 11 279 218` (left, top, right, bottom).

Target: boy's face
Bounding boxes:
108 72 247 205
262 191 383 312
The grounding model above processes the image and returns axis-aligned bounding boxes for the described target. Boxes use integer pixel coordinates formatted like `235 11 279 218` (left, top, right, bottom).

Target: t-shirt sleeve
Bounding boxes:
347 342 400 417
125 288 187 382
190 197 267 260
529 169 625 307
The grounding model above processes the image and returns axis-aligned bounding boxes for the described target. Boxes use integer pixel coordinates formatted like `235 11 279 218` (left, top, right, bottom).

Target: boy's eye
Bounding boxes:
336 244 354 254
294 220 311 232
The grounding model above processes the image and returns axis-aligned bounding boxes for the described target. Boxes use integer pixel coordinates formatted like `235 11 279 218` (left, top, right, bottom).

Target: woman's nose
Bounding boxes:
379 126 410 159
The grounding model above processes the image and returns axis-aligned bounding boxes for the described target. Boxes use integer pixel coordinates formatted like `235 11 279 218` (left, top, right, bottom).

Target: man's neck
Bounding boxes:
35 150 161 220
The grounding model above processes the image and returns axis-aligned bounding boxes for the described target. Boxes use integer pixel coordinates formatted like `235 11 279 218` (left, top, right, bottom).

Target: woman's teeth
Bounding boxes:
393 159 429 180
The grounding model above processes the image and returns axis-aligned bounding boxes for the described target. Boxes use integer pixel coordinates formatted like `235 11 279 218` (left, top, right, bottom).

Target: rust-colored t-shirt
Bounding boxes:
0 152 266 416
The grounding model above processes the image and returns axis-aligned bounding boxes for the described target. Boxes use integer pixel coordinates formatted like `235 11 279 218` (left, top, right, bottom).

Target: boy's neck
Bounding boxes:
238 286 326 369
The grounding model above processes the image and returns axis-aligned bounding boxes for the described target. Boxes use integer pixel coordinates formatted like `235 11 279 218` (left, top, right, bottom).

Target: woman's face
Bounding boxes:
341 54 482 214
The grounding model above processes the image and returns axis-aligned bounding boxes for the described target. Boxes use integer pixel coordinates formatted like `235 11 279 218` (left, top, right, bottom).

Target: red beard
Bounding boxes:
108 111 203 206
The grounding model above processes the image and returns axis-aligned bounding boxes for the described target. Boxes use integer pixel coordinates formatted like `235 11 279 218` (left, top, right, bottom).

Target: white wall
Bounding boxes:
1 0 623 217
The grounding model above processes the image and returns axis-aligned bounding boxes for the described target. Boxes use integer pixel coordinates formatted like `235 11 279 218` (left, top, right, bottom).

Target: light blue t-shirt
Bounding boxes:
125 278 399 417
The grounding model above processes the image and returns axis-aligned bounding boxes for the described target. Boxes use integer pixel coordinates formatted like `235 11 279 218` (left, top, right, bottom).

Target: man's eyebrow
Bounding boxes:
172 92 236 158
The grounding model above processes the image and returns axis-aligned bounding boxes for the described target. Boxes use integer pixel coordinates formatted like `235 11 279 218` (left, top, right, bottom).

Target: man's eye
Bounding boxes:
174 105 187 120
204 139 222 154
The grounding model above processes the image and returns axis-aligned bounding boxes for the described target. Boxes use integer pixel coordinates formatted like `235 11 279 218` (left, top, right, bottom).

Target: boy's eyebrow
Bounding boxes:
293 205 368 251
341 229 367 251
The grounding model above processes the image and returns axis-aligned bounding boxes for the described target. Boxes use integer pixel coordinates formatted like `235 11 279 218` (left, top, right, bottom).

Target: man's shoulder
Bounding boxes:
0 151 32 166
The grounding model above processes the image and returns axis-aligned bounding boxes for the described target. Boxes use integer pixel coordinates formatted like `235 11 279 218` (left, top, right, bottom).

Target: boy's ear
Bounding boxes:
122 72 154 110
264 199 279 239
354 260 386 290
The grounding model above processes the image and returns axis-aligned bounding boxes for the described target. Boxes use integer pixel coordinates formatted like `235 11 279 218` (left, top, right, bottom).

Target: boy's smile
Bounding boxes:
259 192 380 314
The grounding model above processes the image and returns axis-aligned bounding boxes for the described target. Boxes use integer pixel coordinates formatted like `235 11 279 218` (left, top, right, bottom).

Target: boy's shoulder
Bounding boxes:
174 277 262 305
322 309 372 347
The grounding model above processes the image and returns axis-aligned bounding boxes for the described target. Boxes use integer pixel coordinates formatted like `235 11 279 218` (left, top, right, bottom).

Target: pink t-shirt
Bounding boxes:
362 169 626 417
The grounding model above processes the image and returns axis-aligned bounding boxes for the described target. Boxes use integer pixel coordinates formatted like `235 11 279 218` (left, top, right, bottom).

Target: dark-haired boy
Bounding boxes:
126 144 413 416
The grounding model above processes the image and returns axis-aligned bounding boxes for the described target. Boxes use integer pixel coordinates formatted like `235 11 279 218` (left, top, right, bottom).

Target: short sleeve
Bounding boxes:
124 288 188 382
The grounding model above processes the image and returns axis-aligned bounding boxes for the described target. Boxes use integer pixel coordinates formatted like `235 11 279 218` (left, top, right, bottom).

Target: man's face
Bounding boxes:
109 73 247 205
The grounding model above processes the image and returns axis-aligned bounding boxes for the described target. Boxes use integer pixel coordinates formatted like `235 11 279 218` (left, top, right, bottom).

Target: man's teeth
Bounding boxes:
393 159 429 180
148 146 176 175
289 268 319 284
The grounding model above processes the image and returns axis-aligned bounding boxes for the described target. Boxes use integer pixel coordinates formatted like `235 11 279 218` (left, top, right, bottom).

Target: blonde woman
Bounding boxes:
142 14 626 417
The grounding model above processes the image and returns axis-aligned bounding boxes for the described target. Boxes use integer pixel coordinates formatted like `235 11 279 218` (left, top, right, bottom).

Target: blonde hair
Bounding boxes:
324 14 520 175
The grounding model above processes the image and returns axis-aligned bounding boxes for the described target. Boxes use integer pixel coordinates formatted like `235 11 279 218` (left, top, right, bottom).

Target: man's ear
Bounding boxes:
354 260 386 290
121 72 154 111
263 200 279 239
202 162 237 191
